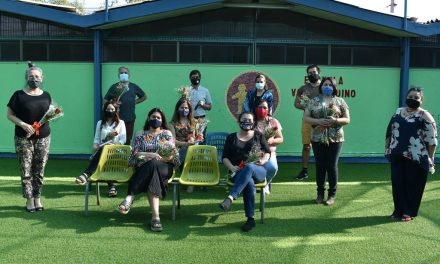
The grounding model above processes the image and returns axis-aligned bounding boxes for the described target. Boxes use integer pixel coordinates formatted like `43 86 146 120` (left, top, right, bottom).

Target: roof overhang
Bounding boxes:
1 0 439 37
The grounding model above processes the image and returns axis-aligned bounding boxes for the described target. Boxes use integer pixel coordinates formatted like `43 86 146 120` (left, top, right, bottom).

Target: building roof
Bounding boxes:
1 0 439 36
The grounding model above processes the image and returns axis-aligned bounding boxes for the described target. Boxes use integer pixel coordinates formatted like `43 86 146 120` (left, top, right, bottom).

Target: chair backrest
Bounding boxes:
89 145 133 182
205 132 229 163
179 145 220 186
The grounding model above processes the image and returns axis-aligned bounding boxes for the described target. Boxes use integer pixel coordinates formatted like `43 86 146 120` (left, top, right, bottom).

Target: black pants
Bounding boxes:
84 147 114 188
390 155 428 217
312 142 342 197
128 159 174 199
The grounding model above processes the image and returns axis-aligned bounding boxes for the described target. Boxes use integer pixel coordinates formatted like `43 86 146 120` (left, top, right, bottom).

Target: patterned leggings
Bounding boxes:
14 136 51 199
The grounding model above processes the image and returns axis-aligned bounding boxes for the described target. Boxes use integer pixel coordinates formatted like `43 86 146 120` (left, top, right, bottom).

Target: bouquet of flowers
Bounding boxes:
319 102 337 145
300 94 311 108
99 131 119 147
264 125 278 140
29 103 64 138
112 82 130 104
177 86 192 99
194 119 209 143
156 139 177 158
231 145 263 178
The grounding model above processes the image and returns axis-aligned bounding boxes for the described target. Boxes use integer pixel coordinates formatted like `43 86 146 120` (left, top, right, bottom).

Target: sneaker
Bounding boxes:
241 218 256 232
296 170 309 180
401 214 413 222
325 196 336 206
219 197 232 211
315 194 324 204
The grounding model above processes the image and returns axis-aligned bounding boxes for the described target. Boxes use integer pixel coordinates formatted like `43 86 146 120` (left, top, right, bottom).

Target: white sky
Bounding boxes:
79 0 440 22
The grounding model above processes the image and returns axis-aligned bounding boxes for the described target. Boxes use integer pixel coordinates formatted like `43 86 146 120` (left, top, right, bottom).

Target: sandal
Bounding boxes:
401 214 413 222
108 186 118 197
118 200 132 215
150 218 163 232
75 173 89 185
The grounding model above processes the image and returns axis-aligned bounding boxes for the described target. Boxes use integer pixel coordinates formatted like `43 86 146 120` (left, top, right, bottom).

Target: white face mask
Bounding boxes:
119 73 129 82
255 83 265 90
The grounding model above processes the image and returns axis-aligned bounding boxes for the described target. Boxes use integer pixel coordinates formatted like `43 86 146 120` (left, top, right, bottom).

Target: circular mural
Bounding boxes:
226 71 280 119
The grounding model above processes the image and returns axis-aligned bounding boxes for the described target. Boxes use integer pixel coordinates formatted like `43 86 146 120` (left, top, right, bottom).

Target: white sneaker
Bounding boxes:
263 185 270 195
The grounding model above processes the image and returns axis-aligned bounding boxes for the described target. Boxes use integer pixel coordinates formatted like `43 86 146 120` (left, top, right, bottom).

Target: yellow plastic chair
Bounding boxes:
84 145 133 216
171 145 220 220
227 176 267 223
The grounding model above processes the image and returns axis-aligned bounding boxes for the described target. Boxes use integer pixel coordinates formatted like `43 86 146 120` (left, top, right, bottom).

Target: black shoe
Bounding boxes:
241 218 256 232
296 170 308 180
219 197 232 211
315 194 324 204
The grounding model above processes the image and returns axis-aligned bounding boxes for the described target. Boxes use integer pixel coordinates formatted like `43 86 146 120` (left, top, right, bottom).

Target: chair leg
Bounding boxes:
260 187 265 224
177 184 181 209
172 183 177 221
96 182 101 206
84 182 90 216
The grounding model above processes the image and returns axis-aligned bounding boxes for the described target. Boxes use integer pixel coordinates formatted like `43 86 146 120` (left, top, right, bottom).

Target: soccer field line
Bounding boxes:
0 176 391 185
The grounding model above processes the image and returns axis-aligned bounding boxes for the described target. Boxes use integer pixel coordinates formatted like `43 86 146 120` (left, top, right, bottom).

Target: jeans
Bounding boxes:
311 142 342 197
263 153 278 184
230 163 267 218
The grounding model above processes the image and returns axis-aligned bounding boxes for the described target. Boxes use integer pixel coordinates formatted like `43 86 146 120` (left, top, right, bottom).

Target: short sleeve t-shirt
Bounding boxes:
104 82 146 122
7 90 52 139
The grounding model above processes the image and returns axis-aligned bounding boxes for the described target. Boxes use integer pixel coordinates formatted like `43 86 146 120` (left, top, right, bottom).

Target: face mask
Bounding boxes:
255 83 265 90
149 119 162 129
406 98 421 109
119 73 129 82
255 108 268 119
322 86 333 96
239 121 254 131
179 109 189 117
190 77 200 86
308 73 320 84
27 80 41 89
105 111 116 118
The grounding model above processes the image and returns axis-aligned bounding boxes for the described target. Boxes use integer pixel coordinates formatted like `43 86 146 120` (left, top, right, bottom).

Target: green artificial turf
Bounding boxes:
0 159 439 263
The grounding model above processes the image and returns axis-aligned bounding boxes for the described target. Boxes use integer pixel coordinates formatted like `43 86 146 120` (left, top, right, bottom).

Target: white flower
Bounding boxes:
389 122 400 149
408 137 424 162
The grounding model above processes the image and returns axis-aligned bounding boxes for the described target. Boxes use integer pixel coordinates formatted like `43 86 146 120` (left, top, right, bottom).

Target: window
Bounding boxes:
0 41 20 61
132 43 151 62
286 46 304 65
306 46 328 65
436 49 440 68
331 47 351 65
180 44 201 63
410 47 433 68
257 45 285 64
103 42 132 62
23 42 47 61
151 43 176 62
49 42 93 61
202 44 251 64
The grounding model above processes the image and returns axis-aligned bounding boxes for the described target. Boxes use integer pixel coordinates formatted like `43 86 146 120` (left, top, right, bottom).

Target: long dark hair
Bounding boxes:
100 102 120 129
318 77 339 96
171 98 195 126
143 107 168 130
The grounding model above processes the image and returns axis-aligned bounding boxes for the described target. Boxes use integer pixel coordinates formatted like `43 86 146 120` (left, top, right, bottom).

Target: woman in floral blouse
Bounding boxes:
169 98 203 193
303 77 350 206
118 108 179 232
75 102 126 197
385 86 437 222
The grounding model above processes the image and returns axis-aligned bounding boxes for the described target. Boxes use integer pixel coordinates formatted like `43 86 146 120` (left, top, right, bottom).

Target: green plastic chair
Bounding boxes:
171 145 220 220
84 145 133 216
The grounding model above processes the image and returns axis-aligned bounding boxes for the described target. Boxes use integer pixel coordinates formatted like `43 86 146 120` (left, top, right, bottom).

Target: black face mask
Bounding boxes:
190 77 200 86
239 122 254 131
105 111 116 118
406 98 421 109
27 80 41 89
308 73 320 84
149 119 162 129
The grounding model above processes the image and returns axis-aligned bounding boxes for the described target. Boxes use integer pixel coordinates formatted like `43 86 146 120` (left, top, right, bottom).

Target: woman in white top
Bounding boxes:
75 102 126 197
